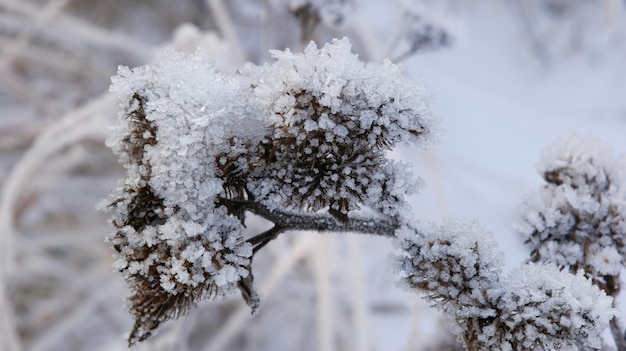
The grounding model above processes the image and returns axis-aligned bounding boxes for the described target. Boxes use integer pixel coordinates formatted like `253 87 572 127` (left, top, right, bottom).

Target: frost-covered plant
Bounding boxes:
102 39 616 349
101 37 437 345
103 51 265 343
394 220 616 351
249 40 434 220
516 134 626 349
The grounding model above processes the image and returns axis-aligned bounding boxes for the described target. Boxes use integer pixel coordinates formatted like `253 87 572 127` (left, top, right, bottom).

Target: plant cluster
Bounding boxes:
101 38 437 345
394 220 614 350
516 134 626 349
102 39 620 349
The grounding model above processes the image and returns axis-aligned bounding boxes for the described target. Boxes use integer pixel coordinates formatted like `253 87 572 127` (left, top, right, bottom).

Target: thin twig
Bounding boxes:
0 94 114 277
249 225 285 254
0 0 152 61
610 317 626 351
0 0 70 75
508 0 550 66
347 235 370 351
248 225 283 246
312 235 334 351
205 0 246 65
0 273 21 351
221 198 399 239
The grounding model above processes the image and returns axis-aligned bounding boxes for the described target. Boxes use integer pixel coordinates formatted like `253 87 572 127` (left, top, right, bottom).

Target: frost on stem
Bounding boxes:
393 220 616 350
101 38 438 345
515 134 626 293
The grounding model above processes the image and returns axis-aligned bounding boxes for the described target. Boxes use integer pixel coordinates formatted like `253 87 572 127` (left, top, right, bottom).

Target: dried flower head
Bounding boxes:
515 134 626 288
393 220 503 322
393 221 616 351
250 38 437 219
490 264 615 351
102 50 262 345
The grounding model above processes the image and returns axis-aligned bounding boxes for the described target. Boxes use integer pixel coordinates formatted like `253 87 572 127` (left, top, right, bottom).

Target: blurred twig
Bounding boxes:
509 0 550 65
205 0 246 65
0 275 21 351
0 0 70 74
347 235 370 351
312 235 334 351
0 94 114 278
0 0 152 61
27 270 119 351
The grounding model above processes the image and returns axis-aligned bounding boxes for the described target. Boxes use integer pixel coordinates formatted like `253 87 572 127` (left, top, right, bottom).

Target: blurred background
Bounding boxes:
1 0 625 350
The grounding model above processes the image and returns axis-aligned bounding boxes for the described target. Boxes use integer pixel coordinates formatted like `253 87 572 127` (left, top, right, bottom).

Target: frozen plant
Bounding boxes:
393 220 615 351
101 37 436 345
101 39 616 349
516 134 626 350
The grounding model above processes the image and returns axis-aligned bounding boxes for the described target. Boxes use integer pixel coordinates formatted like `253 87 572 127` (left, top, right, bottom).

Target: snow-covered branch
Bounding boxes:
221 198 398 241
101 38 618 350
101 38 437 345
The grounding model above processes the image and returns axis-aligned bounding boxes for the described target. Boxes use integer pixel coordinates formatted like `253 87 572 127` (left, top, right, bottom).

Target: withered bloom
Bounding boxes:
101 51 262 345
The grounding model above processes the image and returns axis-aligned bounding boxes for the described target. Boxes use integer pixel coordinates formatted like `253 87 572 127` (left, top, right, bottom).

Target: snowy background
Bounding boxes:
1 0 625 350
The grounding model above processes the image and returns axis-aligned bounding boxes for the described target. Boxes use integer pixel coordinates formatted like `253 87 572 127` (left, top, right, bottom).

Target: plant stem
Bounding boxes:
220 198 399 252
606 275 626 351
249 225 285 254
610 317 626 351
